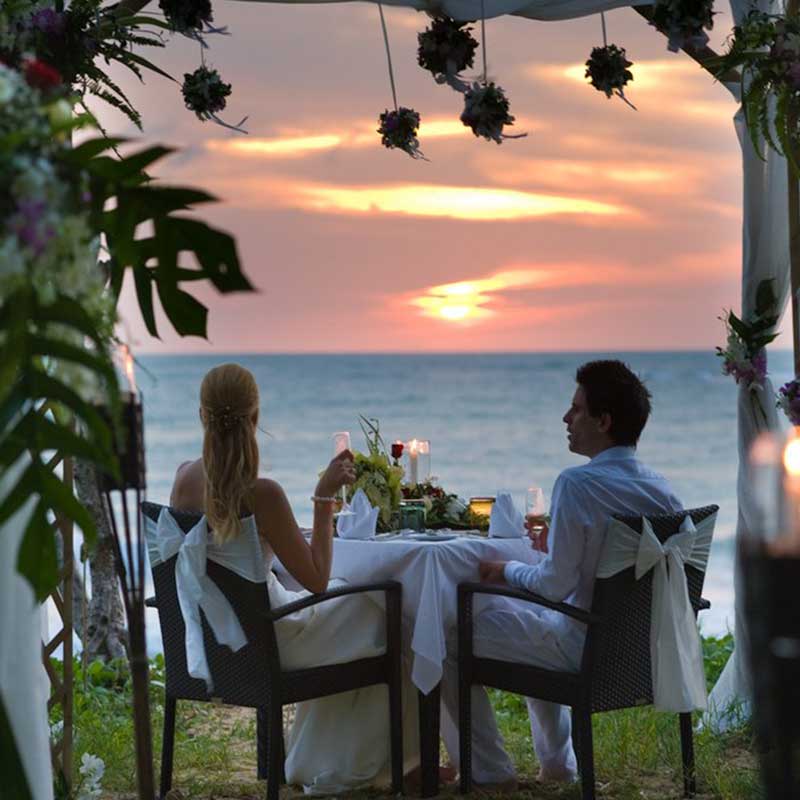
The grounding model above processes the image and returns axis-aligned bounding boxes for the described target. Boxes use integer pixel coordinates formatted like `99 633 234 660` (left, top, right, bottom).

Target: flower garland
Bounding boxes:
0 63 115 400
777 380 800 426
401 480 487 530
651 0 715 53
711 11 800 173
716 278 779 428
378 107 424 159
417 16 478 93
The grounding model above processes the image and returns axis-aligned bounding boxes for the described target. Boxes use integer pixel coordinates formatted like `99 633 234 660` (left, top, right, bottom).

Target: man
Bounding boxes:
440 359 683 788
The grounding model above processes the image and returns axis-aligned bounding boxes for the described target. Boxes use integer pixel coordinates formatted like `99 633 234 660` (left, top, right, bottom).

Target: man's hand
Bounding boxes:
525 514 550 554
479 560 508 584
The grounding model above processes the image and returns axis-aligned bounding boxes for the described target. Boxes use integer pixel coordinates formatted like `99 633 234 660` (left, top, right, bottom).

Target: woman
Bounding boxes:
168 362 418 794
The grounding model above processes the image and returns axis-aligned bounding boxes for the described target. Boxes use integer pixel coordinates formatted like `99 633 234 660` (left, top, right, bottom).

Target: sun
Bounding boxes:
438 305 475 321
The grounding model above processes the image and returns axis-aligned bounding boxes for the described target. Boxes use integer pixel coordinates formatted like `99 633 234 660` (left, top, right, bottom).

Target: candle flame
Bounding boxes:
408 438 419 455
783 436 800 476
119 344 137 395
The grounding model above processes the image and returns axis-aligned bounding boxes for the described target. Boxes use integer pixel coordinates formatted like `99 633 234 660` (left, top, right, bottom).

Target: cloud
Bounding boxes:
204 117 541 161
288 181 631 221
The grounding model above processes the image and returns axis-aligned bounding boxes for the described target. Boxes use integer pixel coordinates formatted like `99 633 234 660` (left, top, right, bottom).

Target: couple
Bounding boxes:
167 359 682 793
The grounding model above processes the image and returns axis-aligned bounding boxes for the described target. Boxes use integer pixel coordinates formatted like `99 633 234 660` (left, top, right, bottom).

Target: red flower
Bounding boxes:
391 441 404 460
25 60 62 91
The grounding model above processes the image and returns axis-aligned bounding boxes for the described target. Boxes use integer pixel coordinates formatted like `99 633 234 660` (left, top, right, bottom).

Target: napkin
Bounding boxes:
336 489 380 539
488 492 525 538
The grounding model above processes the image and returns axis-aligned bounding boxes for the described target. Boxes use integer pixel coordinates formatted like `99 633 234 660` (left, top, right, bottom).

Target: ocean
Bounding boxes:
57 350 795 655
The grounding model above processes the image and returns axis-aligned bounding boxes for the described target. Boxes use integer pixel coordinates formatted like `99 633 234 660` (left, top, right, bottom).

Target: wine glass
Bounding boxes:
526 487 546 540
332 432 355 516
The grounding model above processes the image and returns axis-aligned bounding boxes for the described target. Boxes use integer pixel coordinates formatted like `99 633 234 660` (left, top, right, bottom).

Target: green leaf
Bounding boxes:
133 265 158 338
755 278 777 316
728 313 750 341
0 462 37 528
155 283 208 338
16 502 59 603
38 464 98 547
28 336 117 387
123 51 178 83
36 294 111 350
62 136 127 165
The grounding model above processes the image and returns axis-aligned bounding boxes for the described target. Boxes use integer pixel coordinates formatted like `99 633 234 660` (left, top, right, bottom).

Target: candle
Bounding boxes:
407 438 419 485
469 497 495 518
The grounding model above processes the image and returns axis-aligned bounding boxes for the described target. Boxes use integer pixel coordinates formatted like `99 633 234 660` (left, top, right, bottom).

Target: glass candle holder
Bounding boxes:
404 439 431 485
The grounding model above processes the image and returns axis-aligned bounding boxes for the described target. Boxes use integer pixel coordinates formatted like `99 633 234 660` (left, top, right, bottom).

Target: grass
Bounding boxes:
54 634 761 799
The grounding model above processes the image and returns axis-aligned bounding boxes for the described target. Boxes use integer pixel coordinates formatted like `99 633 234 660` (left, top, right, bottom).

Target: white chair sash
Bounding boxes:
155 509 248 692
596 512 717 712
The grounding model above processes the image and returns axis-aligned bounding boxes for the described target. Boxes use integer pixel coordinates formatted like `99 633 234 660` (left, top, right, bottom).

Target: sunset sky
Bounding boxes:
103 0 753 353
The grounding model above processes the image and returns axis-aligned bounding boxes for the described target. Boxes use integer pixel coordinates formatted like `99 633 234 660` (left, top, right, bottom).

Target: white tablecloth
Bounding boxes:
275 534 542 695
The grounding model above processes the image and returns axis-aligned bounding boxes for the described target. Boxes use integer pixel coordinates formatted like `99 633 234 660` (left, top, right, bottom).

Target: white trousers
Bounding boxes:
440 602 580 782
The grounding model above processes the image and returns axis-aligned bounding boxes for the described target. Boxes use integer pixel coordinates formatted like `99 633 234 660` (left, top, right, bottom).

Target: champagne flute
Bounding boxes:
526 487 546 543
332 432 355 516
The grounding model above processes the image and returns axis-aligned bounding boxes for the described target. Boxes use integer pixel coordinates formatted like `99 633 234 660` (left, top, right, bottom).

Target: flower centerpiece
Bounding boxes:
401 480 489 531
348 416 404 531
716 278 779 429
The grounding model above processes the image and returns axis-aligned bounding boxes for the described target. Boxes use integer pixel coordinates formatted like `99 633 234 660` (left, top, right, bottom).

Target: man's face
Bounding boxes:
562 385 610 457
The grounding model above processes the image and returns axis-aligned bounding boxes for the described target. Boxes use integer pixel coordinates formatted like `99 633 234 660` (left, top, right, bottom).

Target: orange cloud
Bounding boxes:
204 117 541 161
291 182 631 221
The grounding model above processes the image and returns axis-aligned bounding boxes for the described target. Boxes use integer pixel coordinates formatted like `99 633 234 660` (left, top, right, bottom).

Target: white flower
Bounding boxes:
80 752 105 779
49 720 64 740
0 71 14 104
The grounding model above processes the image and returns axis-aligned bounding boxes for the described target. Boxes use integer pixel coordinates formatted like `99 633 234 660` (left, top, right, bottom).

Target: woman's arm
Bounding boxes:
254 451 355 594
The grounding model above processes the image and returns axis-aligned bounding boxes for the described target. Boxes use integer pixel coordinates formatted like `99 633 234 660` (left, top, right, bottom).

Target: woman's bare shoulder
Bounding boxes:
252 477 287 506
171 459 203 508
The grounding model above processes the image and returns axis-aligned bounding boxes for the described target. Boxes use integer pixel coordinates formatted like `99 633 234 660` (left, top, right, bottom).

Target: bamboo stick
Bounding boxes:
788 0 800 378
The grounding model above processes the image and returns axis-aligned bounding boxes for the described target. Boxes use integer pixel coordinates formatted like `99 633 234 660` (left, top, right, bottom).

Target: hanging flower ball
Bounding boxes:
159 0 214 34
585 45 633 98
377 107 424 159
182 66 231 120
460 82 520 144
651 0 714 53
417 17 478 89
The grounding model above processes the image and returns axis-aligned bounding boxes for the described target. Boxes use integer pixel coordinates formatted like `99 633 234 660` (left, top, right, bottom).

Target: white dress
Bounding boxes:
146 510 418 796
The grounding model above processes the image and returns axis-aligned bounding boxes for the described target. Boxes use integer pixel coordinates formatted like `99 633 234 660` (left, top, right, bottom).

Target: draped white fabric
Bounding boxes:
146 510 262 692
233 0 646 24
0 456 53 800
706 0 792 730
597 513 716 712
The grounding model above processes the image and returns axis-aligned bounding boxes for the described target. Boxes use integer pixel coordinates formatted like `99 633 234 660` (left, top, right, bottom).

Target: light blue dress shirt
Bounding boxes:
503 445 683 665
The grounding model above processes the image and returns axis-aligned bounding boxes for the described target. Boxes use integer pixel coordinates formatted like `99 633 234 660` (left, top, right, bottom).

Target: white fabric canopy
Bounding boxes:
0 457 54 800
707 0 792 729
234 0 647 23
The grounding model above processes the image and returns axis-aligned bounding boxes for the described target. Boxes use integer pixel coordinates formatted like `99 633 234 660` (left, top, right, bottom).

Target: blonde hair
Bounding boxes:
200 363 260 543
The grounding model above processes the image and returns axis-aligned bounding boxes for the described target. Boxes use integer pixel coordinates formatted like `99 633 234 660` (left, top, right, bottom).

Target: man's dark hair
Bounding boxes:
576 360 652 446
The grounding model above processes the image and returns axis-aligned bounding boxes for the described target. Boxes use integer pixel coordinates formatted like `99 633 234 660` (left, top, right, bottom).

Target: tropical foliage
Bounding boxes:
712 11 800 173
0 0 253 602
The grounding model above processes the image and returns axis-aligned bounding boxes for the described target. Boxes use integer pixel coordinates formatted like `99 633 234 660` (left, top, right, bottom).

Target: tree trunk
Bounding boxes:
74 460 128 662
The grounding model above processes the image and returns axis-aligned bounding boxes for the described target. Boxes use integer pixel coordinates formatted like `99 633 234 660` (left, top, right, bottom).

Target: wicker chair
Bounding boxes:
457 504 718 800
141 501 404 800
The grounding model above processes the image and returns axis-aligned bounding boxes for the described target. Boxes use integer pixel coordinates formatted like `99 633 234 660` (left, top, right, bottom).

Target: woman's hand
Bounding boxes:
315 449 356 498
525 514 549 554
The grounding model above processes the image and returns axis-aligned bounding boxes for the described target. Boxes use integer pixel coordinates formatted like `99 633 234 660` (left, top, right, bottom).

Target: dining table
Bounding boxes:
275 530 542 797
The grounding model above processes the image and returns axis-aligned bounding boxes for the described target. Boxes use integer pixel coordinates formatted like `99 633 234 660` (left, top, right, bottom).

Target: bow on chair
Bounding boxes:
155 509 248 692
597 514 715 712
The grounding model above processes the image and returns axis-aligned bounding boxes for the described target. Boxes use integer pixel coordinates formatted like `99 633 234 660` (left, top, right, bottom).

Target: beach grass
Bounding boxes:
57 634 761 800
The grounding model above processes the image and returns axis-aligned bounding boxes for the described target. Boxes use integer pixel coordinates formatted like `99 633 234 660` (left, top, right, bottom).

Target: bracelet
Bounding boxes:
310 495 337 504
